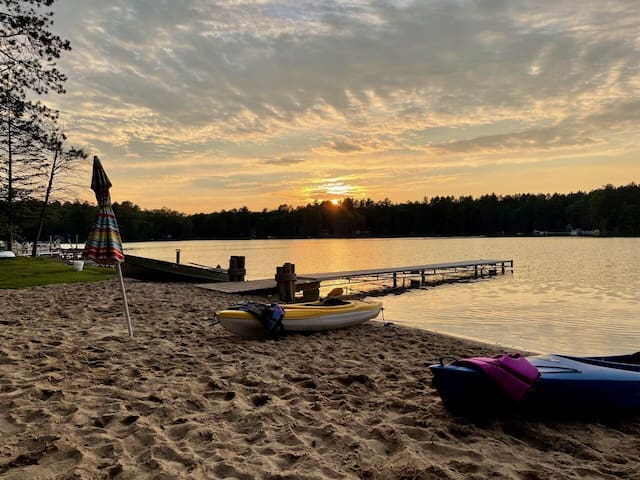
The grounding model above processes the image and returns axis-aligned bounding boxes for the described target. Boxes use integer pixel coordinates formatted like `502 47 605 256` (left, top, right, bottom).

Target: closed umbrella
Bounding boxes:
83 156 133 336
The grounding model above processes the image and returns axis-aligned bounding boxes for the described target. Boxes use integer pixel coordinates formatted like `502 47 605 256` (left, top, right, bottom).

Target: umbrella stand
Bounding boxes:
116 263 133 337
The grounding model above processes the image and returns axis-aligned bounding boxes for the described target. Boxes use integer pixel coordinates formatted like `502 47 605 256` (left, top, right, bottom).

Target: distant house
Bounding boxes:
571 229 601 237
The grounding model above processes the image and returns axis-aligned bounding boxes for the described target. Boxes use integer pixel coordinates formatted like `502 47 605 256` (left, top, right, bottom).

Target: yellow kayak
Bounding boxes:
216 299 382 337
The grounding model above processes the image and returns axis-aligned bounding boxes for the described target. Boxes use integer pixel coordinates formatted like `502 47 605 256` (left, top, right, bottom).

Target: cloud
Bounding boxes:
326 138 363 153
46 0 640 211
435 127 600 154
258 156 305 166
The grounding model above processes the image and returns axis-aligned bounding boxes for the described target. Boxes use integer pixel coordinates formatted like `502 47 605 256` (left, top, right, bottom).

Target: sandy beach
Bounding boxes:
1 279 639 479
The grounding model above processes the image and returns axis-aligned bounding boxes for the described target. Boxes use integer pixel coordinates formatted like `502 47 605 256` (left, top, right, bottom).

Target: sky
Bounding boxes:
46 0 640 213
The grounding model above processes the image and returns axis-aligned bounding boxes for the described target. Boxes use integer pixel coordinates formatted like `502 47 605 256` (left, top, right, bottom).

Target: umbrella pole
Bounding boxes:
116 263 134 337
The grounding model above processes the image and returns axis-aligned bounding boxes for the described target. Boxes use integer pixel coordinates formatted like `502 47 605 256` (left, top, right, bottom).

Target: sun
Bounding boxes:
302 178 367 205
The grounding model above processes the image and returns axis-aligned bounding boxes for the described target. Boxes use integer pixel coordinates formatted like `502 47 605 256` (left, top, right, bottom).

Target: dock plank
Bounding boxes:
303 258 511 280
196 258 512 294
196 279 277 294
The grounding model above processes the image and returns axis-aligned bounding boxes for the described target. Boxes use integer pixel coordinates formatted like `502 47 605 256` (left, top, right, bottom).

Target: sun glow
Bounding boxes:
324 181 352 196
303 179 355 202
300 177 371 206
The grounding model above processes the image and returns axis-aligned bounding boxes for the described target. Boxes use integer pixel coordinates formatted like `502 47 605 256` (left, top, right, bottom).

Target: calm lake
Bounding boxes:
123 237 640 356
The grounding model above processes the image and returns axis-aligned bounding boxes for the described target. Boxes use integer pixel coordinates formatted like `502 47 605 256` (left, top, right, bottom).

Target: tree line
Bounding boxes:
4 183 639 245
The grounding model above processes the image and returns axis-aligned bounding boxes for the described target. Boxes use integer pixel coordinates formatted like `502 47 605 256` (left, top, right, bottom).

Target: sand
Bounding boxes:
1 278 639 480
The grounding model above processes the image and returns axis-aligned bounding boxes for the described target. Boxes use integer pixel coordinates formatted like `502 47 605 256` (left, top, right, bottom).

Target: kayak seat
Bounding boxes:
322 297 349 306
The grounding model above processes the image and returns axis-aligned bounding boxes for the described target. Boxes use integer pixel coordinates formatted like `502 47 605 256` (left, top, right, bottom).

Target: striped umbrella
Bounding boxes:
84 156 133 336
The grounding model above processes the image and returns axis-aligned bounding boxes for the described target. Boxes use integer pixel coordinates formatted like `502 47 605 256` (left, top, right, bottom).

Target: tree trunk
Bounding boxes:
31 145 59 257
6 115 14 252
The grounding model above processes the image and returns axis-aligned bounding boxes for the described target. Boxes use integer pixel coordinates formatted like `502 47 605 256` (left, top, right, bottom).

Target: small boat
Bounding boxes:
120 254 229 282
0 251 16 259
430 353 640 416
216 299 383 337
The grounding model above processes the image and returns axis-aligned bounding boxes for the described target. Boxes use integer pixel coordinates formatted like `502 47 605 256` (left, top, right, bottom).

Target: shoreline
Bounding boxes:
1 279 639 479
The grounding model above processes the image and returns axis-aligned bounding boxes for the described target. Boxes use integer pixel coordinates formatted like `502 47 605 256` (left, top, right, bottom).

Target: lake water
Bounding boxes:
123 237 640 356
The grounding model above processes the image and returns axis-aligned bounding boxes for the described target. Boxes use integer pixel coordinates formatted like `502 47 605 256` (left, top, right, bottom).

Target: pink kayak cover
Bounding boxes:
460 354 540 401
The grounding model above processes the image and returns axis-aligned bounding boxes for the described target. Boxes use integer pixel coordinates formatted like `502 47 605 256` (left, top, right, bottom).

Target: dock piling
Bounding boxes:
228 256 246 282
275 262 297 302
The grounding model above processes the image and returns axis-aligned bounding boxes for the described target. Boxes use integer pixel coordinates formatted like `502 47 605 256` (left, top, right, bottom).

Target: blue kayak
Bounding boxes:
430 353 640 416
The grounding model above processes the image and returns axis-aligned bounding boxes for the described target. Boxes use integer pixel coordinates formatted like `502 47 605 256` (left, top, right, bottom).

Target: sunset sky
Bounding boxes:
48 0 640 213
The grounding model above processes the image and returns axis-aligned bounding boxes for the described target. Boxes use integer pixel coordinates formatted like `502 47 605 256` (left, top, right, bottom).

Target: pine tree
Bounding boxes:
0 0 71 250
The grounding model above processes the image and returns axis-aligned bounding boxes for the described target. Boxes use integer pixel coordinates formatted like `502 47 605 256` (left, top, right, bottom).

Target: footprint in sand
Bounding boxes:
0 437 82 480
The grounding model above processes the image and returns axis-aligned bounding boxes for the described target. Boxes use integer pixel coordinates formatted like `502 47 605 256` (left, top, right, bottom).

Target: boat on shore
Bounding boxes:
216 299 383 337
121 254 230 283
430 353 640 417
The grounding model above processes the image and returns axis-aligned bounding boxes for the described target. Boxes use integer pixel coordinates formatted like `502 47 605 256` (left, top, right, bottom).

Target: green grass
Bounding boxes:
0 256 115 289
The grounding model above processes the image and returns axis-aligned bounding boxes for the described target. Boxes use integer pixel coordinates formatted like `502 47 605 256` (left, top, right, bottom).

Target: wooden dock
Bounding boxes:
196 258 513 296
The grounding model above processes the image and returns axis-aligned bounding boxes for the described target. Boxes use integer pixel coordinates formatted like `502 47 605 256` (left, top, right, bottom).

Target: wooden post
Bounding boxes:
393 272 397 288
175 249 181 264
275 262 296 302
299 281 320 302
228 256 246 282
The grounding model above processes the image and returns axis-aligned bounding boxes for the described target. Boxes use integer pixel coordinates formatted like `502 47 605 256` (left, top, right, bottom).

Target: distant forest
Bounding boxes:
5 183 640 243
